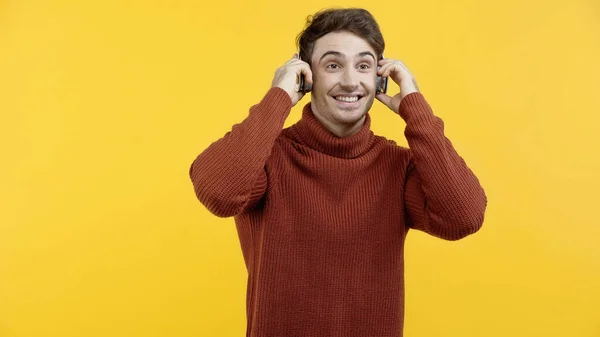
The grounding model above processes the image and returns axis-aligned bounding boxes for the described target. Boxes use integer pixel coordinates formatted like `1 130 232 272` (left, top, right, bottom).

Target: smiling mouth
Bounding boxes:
333 95 363 103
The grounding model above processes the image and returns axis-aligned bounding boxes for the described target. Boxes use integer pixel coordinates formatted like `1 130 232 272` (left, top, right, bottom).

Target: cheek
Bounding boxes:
313 77 336 98
362 74 377 90
315 74 337 89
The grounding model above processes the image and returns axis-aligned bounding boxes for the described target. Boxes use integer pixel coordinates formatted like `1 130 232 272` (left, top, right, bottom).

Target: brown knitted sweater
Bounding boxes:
189 87 487 337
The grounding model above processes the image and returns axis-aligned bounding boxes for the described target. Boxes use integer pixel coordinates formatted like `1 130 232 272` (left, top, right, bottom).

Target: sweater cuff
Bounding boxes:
261 87 293 112
249 87 294 127
397 92 432 121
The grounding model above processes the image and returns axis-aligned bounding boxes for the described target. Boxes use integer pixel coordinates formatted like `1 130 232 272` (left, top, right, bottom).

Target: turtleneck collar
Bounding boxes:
290 102 376 159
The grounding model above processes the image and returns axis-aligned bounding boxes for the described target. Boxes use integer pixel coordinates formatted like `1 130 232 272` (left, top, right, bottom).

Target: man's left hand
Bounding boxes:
375 58 420 114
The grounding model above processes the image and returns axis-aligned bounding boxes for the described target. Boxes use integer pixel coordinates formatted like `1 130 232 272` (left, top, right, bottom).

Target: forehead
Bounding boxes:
312 31 375 59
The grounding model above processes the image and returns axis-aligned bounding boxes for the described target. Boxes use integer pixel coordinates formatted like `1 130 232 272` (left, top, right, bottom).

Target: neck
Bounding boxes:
310 104 366 138
292 102 375 159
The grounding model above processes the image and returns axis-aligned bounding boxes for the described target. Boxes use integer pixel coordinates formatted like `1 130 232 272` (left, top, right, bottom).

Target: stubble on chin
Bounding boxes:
331 108 367 126
312 96 369 126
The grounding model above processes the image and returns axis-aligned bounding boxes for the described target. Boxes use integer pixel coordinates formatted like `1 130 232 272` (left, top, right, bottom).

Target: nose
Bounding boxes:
340 67 359 89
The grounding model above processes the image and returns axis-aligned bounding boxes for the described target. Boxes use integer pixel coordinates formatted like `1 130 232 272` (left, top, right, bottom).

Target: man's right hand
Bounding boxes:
271 54 313 106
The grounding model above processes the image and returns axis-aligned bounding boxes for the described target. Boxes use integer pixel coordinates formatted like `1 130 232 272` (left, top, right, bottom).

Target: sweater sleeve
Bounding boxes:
189 87 293 217
400 92 487 240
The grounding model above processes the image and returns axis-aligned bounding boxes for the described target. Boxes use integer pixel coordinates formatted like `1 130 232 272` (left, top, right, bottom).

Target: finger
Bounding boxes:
285 53 300 65
375 92 393 109
378 58 394 66
287 59 311 72
293 63 313 92
288 59 307 66
377 62 388 76
396 60 415 76
378 62 396 77
380 59 412 77
385 62 408 81
297 63 313 86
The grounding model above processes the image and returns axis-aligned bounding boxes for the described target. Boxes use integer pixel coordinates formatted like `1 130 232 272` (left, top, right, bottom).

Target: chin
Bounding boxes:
311 93 372 127
330 98 372 123
333 108 367 124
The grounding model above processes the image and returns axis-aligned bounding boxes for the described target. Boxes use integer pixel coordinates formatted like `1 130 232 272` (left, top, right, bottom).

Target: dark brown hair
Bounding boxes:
296 8 385 64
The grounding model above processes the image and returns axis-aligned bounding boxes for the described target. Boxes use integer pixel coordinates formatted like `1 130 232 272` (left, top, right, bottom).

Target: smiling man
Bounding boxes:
304 34 390 138
189 7 487 337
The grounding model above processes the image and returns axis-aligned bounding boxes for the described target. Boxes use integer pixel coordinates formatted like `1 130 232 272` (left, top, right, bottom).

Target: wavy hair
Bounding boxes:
296 8 385 63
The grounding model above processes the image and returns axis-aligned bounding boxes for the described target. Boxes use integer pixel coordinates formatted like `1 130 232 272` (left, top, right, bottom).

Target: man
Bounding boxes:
189 7 487 337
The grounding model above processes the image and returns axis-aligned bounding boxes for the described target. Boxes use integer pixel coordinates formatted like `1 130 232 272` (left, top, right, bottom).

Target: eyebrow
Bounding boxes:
318 50 376 62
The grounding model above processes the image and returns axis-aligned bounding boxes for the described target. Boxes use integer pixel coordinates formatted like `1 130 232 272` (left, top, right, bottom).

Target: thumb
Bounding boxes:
376 93 393 109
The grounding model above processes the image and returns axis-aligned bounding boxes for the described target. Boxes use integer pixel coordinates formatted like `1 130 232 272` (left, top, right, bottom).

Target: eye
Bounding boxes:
358 64 370 70
326 63 340 69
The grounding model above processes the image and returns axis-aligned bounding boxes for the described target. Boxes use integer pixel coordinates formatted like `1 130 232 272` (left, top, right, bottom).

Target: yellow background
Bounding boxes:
1 0 599 336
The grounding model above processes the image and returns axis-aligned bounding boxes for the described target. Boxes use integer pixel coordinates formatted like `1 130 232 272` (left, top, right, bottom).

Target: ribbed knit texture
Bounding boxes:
190 87 487 337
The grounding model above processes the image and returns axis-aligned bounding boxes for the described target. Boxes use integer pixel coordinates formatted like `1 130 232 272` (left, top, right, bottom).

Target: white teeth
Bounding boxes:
335 96 359 102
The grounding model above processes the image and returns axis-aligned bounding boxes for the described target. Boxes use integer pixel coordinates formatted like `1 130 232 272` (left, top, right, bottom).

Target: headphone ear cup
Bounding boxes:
376 75 388 94
376 54 388 94
297 51 312 92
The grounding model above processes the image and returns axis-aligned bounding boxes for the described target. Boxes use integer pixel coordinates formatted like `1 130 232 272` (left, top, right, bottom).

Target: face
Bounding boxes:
309 30 378 135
